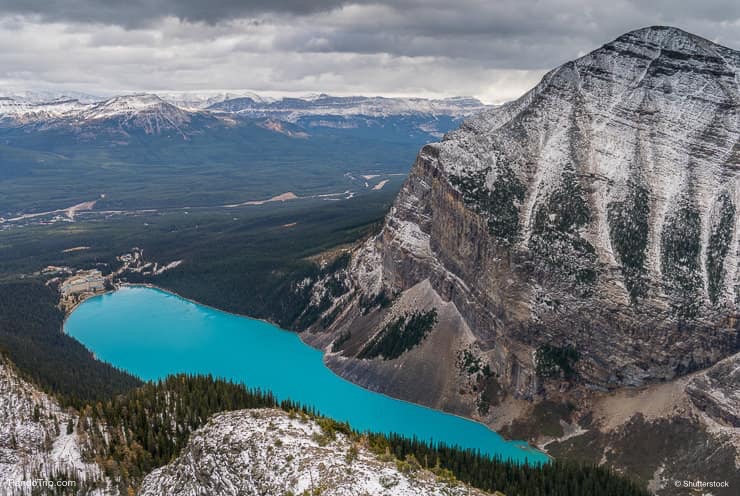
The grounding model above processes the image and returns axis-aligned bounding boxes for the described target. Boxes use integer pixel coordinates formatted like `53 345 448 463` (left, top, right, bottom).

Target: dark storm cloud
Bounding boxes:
269 0 740 69
0 0 737 102
0 0 354 26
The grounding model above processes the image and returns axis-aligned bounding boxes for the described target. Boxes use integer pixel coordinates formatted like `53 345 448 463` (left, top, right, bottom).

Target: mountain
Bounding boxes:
295 26 740 493
0 91 488 138
0 91 487 215
138 409 491 496
0 97 89 125
76 93 185 122
208 94 487 119
0 89 100 104
209 94 490 139
157 90 272 109
42 93 227 139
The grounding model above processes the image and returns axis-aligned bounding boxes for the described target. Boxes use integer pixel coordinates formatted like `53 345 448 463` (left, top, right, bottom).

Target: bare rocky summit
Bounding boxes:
138 409 492 496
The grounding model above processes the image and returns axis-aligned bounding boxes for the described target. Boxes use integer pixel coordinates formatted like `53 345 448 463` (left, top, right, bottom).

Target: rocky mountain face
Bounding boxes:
35 94 224 139
208 94 489 139
138 409 491 496
545 352 740 495
306 25 740 393
74 94 196 132
296 26 740 492
0 356 110 495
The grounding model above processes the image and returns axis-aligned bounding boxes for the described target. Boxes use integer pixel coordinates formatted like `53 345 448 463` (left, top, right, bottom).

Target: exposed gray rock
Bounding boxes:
0 356 111 495
686 352 740 426
138 409 491 496
305 27 740 407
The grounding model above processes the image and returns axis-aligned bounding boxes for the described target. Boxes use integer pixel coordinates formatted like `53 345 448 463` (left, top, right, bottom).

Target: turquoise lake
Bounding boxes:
65 286 548 464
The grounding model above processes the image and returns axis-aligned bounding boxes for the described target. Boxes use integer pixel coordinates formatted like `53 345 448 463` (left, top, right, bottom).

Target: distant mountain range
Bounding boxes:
0 91 485 216
0 92 490 139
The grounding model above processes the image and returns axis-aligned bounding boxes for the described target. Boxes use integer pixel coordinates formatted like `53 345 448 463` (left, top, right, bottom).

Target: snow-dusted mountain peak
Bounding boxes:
0 97 89 124
80 93 183 120
615 25 734 54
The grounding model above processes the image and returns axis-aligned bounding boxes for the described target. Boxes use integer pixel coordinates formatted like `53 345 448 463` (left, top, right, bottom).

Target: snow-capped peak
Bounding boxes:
157 90 274 109
208 94 490 120
0 96 90 123
80 93 174 119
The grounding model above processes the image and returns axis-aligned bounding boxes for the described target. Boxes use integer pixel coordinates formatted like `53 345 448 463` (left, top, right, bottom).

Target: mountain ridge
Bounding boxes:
0 91 491 142
0 92 490 124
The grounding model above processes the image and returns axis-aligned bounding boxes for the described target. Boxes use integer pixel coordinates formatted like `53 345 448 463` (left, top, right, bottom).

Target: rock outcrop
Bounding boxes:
0 356 110 495
686 352 740 427
138 409 492 496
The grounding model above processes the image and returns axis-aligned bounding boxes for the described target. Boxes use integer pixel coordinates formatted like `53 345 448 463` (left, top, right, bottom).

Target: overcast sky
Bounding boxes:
0 0 738 103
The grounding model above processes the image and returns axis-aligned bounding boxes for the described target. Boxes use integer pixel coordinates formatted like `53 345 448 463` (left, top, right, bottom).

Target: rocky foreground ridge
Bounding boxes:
139 409 490 496
296 26 740 493
0 356 108 495
0 356 493 496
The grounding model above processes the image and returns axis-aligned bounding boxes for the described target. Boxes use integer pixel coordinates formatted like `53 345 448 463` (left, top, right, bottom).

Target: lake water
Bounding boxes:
65 286 548 464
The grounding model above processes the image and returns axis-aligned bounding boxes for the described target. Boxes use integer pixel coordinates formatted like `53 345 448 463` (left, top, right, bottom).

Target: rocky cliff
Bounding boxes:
303 25 740 396
296 26 740 492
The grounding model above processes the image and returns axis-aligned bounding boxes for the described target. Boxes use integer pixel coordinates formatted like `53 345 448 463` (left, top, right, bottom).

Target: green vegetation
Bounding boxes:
0 189 397 322
449 163 526 246
530 170 597 287
0 191 398 406
535 344 580 379
370 430 648 496
0 120 425 215
660 203 703 317
0 281 141 405
77 374 293 492
476 376 503 416
608 182 651 302
357 309 438 360
359 288 395 314
296 255 353 330
706 193 735 305
460 348 485 374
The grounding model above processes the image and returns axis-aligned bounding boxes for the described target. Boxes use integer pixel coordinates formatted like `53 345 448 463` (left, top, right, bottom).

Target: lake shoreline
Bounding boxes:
65 284 550 463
